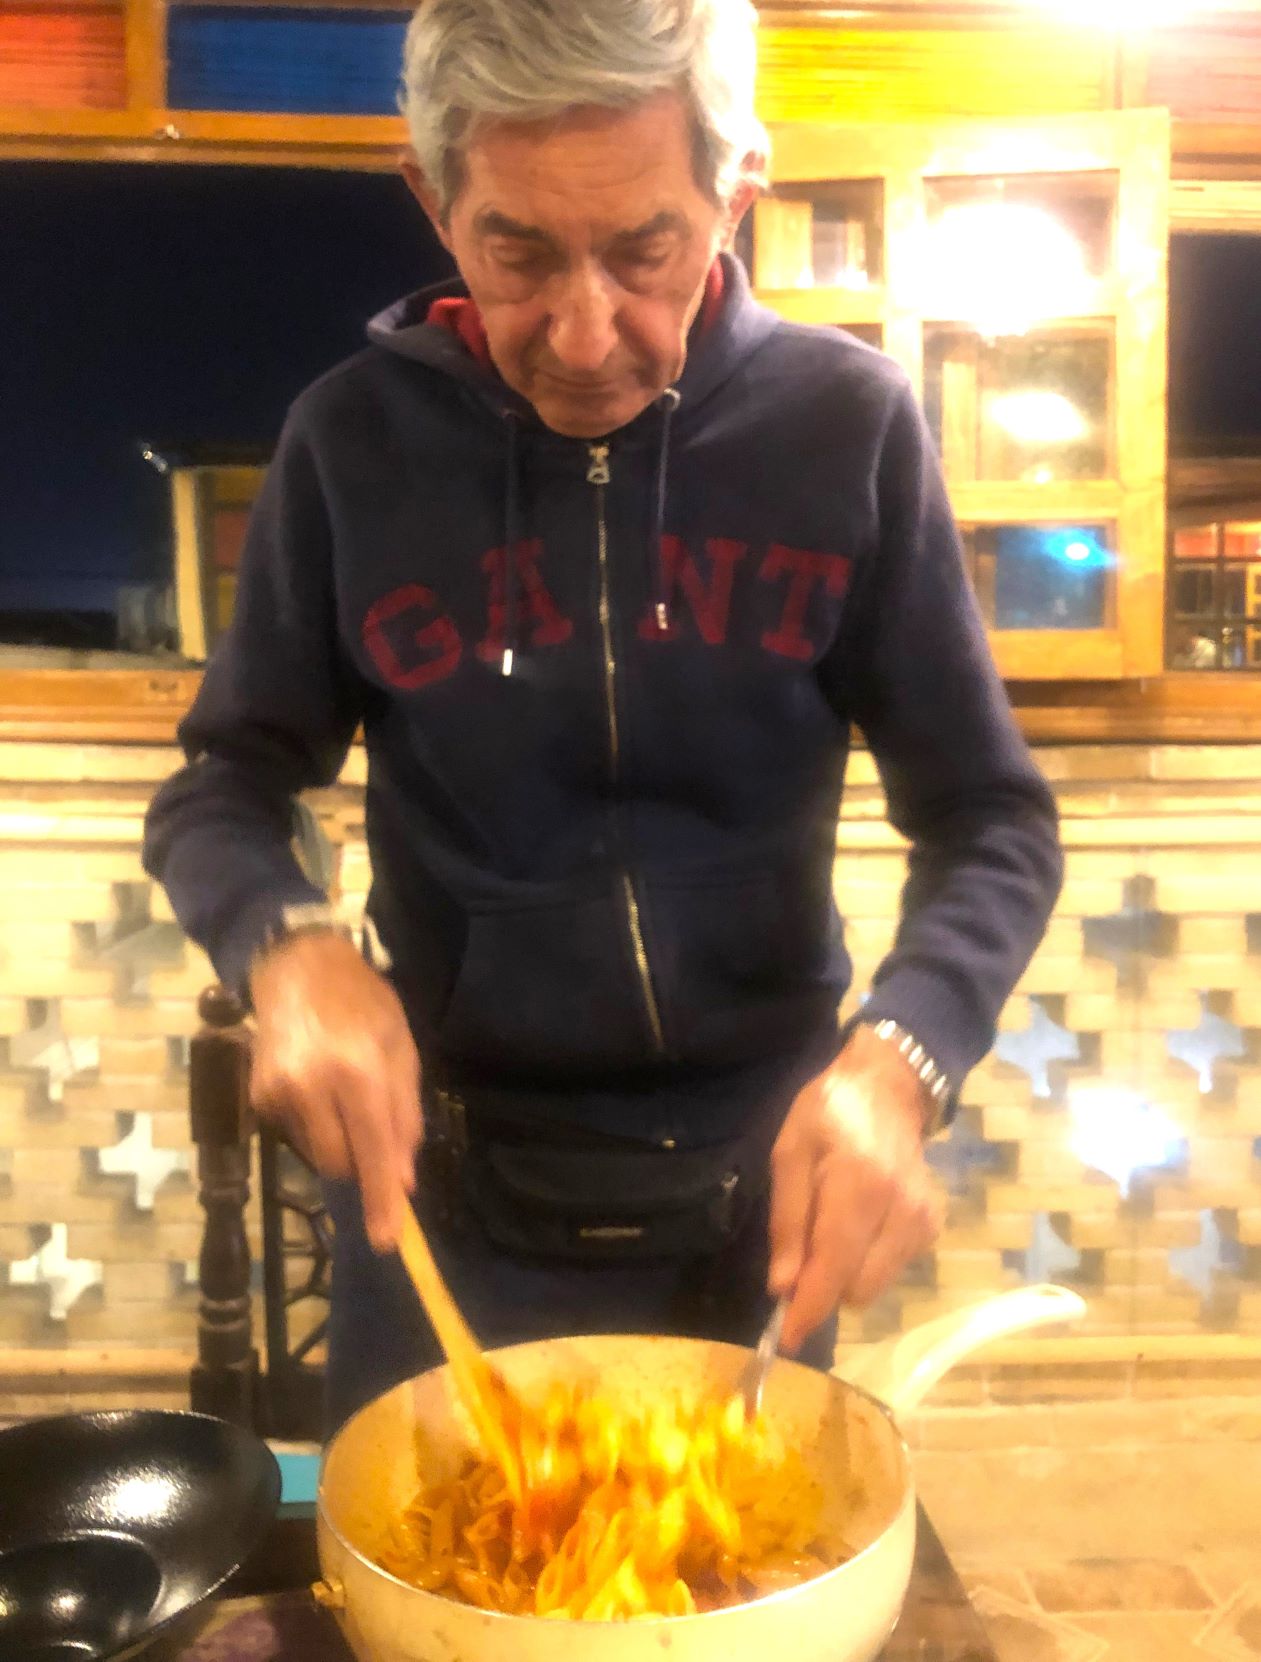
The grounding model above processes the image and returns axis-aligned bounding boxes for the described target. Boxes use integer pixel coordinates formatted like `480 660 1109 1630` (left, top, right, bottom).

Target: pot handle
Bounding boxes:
833 1283 1086 1418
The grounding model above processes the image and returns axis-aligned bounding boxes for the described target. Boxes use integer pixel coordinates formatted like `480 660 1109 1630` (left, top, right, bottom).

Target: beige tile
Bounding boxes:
1188 1554 1261 1608
1198 1584 1261 1661
968 1588 1107 1662
954 1563 1040 1608
1028 1559 1214 1613
987 1363 1135 1406
914 1442 1261 1560
1071 1612 1227 1660
1133 1361 1261 1400
909 1406 1062 1452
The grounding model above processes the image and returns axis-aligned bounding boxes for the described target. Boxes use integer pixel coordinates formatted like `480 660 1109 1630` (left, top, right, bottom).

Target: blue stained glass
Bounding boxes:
993 524 1110 630
167 7 408 115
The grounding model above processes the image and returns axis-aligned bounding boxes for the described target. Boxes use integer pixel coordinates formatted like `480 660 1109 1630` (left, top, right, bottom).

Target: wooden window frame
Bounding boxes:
757 109 1170 681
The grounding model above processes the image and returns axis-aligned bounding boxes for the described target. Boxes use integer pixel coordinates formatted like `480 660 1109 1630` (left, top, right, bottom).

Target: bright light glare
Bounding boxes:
989 390 1089 447
926 203 1091 337
1064 540 1092 563
1069 1086 1184 1195
1020 0 1193 25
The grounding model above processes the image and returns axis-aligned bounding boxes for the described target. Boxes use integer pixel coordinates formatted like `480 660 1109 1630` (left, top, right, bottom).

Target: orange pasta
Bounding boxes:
373 1380 840 1620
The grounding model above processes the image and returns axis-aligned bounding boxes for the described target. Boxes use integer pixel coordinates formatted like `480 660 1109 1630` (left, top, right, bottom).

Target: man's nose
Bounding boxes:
548 265 618 373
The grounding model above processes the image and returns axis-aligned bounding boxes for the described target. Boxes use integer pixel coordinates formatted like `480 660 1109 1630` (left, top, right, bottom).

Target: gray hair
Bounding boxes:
400 0 766 217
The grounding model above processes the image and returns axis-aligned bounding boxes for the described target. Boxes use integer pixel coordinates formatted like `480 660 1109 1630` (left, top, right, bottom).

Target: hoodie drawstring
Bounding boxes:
501 409 521 676
652 388 681 632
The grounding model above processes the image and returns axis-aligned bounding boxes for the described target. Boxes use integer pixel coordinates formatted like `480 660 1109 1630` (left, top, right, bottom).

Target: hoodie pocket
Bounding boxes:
645 863 845 1066
437 887 656 1076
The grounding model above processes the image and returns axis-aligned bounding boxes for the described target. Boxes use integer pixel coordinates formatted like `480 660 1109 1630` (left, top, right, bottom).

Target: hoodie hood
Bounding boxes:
365 252 778 432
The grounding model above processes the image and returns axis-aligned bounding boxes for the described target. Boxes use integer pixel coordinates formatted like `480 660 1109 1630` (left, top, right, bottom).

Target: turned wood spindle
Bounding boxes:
189 983 260 1428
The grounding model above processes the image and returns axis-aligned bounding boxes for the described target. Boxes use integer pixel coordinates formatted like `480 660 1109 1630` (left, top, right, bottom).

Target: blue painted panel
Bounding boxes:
167 7 408 115
274 1449 320 1506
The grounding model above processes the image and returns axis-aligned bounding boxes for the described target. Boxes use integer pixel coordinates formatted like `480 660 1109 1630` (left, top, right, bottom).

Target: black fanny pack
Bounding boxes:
425 1091 762 1263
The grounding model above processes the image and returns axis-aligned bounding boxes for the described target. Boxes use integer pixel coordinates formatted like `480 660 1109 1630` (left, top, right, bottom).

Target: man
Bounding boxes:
143 0 1063 1432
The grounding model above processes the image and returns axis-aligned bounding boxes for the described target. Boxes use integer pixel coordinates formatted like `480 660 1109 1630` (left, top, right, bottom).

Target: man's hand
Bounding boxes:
249 931 423 1252
769 1024 945 1353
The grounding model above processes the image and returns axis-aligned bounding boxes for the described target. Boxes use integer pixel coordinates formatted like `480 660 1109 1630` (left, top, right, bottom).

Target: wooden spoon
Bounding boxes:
395 1206 524 1500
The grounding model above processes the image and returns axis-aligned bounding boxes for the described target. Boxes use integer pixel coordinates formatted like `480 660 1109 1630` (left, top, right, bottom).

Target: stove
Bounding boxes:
164 1505 996 1662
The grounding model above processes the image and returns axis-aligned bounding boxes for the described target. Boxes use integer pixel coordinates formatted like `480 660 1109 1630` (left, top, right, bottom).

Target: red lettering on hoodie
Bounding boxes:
758 545 852 661
477 539 574 663
362 584 462 690
638 536 747 645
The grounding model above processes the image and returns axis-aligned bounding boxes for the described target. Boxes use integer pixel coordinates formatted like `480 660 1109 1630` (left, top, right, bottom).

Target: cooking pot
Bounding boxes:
317 1283 1084 1662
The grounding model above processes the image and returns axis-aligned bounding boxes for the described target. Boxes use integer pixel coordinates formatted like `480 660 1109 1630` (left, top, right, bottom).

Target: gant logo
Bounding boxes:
361 537 852 691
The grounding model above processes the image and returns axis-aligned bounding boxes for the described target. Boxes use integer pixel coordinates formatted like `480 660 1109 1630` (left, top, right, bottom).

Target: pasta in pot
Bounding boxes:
371 1380 843 1620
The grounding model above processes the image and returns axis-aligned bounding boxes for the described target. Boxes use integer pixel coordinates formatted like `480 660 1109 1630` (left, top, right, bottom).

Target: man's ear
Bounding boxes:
401 153 453 253
720 160 764 250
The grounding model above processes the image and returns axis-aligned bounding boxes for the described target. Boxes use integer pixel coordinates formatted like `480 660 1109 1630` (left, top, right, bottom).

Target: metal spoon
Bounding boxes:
736 1297 788 1421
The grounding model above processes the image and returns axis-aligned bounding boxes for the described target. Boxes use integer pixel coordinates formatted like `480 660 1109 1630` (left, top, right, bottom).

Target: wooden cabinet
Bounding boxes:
755 111 1171 679
0 1 407 167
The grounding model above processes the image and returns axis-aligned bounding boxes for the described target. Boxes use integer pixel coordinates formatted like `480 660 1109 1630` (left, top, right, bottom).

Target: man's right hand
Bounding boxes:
248 931 423 1251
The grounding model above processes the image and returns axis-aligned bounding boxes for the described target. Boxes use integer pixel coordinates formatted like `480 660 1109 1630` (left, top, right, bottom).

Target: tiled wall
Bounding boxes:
1 738 1259 1379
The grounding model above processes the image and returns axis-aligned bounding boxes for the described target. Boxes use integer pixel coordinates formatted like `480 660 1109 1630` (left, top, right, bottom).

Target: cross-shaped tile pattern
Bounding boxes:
96 1112 190 1210
8 1223 102 1320
995 998 1082 1098
926 1110 1008 1196
1003 1211 1084 1284
1169 1210 1245 1299
1069 1086 1187 1197
1083 875 1177 993
8 999 99 1104
1167 995 1246 1092
82 883 187 1002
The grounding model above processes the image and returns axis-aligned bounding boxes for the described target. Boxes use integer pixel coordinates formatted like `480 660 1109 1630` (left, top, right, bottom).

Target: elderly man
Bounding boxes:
144 0 1062 1431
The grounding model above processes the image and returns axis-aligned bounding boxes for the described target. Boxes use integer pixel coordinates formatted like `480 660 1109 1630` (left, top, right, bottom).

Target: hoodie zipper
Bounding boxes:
587 441 665 1057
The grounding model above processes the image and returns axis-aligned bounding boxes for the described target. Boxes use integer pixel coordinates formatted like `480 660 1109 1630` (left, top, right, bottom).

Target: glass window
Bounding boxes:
1173 526 1218 561
923 173 1116 335
925 326 1112 483
752 181 883 291
1172 566 1216 619
1166 513 1261 672
962 524 1113 631
1224 522 1261 562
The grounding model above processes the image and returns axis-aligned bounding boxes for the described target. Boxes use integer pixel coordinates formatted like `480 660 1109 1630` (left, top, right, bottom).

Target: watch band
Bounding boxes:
249 902 355 981
859 1016 954 1138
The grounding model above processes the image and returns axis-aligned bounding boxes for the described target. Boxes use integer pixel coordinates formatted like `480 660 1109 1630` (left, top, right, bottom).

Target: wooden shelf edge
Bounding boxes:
1011 672 1261 743
0 665 1259 746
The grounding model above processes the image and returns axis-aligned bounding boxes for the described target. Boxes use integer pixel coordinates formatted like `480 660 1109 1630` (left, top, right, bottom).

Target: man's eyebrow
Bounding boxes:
472 209 554 243
610 211 688 244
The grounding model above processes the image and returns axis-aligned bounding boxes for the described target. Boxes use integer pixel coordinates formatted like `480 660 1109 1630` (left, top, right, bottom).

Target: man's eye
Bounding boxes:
621 242 672 270
491 246 548 274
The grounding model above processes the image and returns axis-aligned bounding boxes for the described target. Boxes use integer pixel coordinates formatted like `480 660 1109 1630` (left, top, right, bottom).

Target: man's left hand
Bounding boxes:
768 1024 945 1353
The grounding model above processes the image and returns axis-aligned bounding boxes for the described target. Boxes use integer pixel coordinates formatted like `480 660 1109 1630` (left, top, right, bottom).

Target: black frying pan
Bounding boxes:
0 1409 280 1662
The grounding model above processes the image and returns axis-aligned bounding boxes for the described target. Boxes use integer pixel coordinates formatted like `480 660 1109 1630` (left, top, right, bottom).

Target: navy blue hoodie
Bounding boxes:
143 254 1062 1149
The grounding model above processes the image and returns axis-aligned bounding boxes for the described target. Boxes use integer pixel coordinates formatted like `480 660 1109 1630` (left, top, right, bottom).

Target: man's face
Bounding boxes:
409 94 752 438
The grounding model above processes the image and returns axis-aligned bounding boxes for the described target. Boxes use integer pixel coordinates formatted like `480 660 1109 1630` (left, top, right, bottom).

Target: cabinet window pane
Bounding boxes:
926 326 1111 483
923 173 1116 334
963 524 1112 631
753 181 883 291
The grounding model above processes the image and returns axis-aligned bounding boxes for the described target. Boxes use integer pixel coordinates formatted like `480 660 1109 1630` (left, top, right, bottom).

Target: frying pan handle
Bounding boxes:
832 1283 1087 1418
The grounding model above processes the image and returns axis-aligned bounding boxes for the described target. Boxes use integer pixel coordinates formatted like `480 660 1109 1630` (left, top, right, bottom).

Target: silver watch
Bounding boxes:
253 902 355 969
860 1016 954 1138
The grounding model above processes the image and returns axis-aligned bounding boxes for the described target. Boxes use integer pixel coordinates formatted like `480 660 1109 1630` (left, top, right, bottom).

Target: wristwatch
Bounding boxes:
858 1016 955 1139
250 902 356 980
